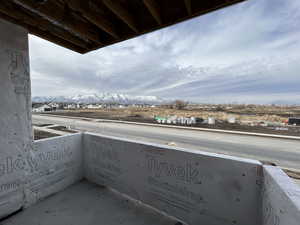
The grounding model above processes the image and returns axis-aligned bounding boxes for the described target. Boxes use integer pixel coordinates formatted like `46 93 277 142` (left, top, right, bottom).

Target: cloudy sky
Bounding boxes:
29 0 300 104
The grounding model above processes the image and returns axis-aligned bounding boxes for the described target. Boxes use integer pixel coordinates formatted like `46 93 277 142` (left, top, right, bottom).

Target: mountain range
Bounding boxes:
32 93 165 104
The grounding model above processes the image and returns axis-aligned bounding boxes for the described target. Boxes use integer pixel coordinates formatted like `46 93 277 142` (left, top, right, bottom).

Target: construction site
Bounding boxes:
0 1 299 225
35 103 300 136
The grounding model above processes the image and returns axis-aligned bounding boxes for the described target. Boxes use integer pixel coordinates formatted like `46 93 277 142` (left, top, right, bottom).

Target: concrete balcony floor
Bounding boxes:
1 180 176 225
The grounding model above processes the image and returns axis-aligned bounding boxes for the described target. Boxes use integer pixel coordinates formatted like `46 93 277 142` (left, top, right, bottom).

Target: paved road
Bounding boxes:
32 114 300 170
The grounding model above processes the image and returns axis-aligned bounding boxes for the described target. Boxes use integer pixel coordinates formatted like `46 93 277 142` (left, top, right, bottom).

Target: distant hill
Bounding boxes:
32 93 165 105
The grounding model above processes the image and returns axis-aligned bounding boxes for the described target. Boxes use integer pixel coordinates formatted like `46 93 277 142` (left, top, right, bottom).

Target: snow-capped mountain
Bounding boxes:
32 93 165 104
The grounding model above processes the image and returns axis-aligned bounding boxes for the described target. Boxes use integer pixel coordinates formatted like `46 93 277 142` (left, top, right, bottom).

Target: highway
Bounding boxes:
32 114 300 171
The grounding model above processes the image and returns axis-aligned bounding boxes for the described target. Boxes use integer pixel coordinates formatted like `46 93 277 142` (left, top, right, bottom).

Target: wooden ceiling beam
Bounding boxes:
13 0 104 44
0 1 91 49
29 27 87 54
102 0 139 33
0 11 86 53
0 0 246 53
67 0 119 39
143 0 162 25
184 0 192 15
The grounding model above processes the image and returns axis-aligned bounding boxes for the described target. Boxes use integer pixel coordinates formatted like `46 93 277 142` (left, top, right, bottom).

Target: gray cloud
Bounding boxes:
29 0 300 104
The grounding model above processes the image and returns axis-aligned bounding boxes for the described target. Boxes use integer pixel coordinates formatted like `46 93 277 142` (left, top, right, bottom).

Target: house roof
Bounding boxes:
0 0 246 54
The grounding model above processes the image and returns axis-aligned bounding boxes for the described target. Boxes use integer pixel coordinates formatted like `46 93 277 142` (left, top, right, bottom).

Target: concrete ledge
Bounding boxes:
82 133 300 225
0 133 83 218
25 133 83 207
1 131 300 224
262 166 300 225
83 132 262 225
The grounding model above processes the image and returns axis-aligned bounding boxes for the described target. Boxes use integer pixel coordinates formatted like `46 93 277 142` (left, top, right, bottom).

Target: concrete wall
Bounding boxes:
83 133 263 225
0 132 83 217
25 134 84 207
0 19 83 217
262 166 300 225
0 19 32 218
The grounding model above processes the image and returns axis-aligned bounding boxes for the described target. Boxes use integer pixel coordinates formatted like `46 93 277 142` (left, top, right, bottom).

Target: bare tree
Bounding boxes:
174 100 188 110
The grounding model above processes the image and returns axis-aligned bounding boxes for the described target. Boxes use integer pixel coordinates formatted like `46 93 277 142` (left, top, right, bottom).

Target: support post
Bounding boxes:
0 19 32 218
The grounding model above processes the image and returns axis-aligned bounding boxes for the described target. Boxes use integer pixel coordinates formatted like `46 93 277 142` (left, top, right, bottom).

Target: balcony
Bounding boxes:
0 6 299 225
0 132 299 225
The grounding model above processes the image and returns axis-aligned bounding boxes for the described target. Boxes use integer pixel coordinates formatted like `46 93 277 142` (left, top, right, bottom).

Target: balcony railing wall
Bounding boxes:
0 133 299 225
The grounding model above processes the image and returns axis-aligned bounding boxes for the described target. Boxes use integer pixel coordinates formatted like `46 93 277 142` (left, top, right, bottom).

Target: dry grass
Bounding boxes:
48 104 300 136
63 106 291 123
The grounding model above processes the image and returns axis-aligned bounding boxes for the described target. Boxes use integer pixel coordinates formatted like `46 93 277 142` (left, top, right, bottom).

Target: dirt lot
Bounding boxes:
34 130 60 140
46 105 300 137
49 126 78 133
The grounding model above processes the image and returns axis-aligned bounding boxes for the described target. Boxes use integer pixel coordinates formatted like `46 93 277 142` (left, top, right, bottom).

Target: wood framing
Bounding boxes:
0 0 247 53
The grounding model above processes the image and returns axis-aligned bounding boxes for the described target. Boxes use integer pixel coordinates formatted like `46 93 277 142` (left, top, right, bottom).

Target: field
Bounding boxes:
34 130 60 140
44 104 300 137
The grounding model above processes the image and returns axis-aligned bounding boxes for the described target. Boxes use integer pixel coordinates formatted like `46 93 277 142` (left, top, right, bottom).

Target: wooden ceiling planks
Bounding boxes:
0 0 247 53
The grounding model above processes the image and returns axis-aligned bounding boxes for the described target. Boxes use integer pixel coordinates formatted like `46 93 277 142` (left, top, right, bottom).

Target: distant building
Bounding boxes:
87 104 102 109
48 102 59 111
228 117 236 124
195 117 204 123
66 104 76 110
32 104 51 113
208 117 215 125
288 117 300 126
154 115 199 126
